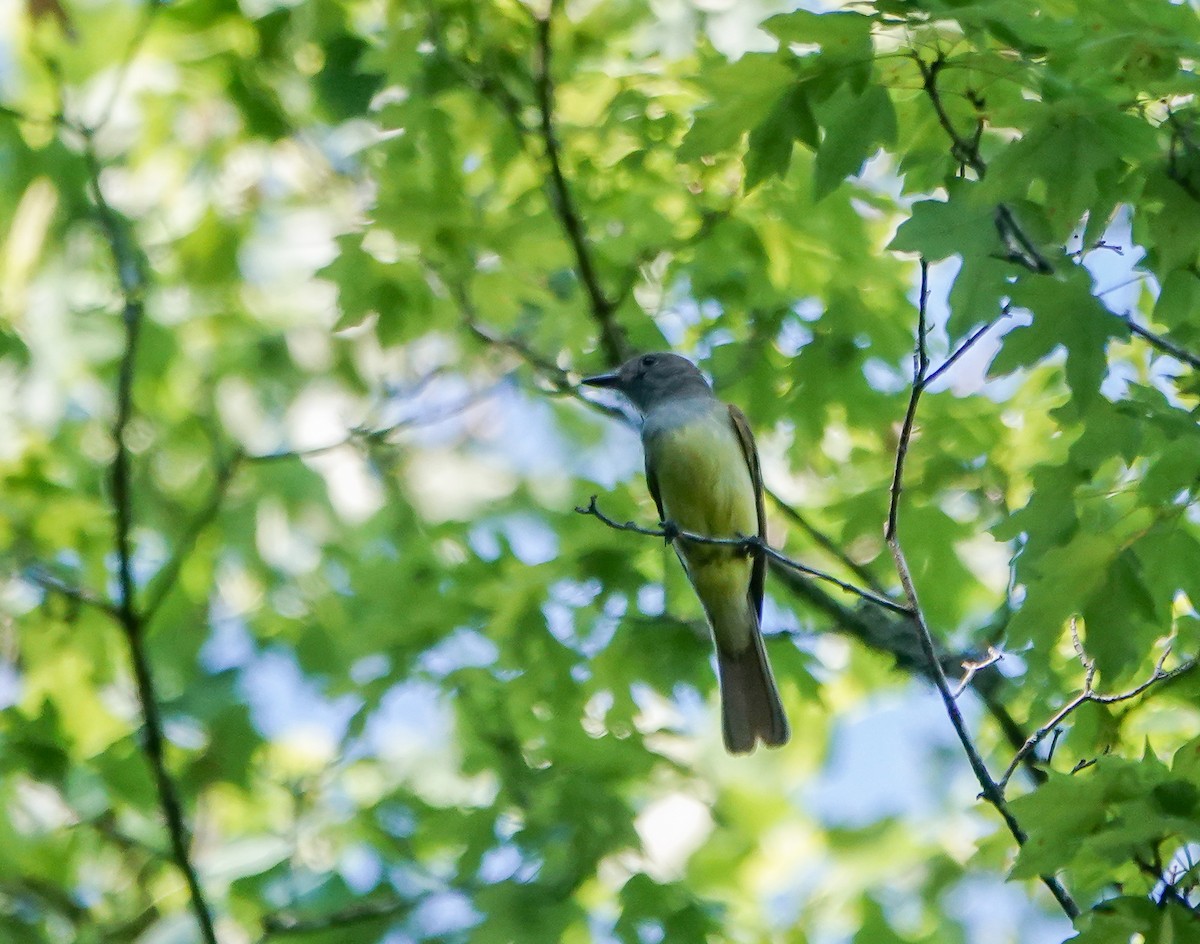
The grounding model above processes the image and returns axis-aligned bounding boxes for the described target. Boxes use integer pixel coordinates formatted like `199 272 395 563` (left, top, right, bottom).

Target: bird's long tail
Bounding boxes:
715 621 789 754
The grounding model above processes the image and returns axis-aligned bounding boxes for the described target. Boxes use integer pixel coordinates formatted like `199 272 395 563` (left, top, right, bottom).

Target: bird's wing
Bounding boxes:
644 456 667 532
728 403 767 620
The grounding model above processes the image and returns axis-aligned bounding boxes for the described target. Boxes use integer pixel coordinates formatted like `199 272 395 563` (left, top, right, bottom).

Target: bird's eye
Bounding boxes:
641 355 658 367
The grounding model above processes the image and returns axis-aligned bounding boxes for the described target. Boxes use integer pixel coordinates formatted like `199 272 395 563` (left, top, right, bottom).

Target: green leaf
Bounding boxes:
812 83 896 200
1008 772 1106 878
678 54 794 162
991 271 1124 410
889 181 997 261
985 101 1157 238
1081 550 1160 681
744 86 819 189
764 10 874 91
1152 268 1200 336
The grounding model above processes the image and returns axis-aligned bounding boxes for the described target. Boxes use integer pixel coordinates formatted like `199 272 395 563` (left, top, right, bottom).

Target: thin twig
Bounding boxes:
84 127 219 944
577 496 911 616
924 305 1013 388
998 652 1199 789
765 487 889 596
91 1 163 132
439 267 632 422
142 451 243 623
24 566 120 617
884 258 1079 920
533 10 629 365
951 647 1004 698
885 260 931 545
1121 313 1200 370
244 383 502 465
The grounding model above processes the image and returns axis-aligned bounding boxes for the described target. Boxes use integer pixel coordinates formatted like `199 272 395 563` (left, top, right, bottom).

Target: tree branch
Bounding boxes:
576 495 910 616
998 647 1200 789
884 259 1079 919
1121 313 1200 371
533 10 630 365
924 304 1013 388
23 565 119 618
764 486 889 596
436 265 633 422
83 127 220 944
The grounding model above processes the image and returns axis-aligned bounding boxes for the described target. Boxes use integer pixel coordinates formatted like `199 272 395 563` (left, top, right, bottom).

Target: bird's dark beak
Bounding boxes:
581 371 621 389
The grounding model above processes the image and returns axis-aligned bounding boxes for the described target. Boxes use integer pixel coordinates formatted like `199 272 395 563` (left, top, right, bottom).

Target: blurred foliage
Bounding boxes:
2 0 1200 941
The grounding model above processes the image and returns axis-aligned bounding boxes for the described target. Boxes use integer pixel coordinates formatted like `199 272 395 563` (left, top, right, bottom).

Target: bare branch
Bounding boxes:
886 260 930 544
142 451 243 623
924 305 1013 388
576 495 911 616
952 647 1004 698
1121 313 1200 371
436 266 633 423
884 258 1079 920
244 380 502 465
998 652 1200 789
765 487 890 596
23 566 119 618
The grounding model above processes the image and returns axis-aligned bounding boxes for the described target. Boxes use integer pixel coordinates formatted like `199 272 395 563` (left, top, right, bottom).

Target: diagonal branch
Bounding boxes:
83 128 220 944
924 304 1013 388
884 260 1079 919
765 486 890 596
437 265 632 422
1121 312 1200 371
24 565 120 618
998 647 1200 789
533 10 630 366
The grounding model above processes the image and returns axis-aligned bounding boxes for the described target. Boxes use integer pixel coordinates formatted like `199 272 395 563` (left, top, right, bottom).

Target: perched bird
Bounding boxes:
583 352 789 753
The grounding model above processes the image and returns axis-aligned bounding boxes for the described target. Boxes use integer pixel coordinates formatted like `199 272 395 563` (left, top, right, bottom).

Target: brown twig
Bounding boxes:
765 487 889 596
885 260 931 545
438 267 633 423
24 565 120 617
924 304 1013 388
141 450 243 623
884 259 1079 920
244 381 503 465
998 647 1199 789
1121 313 1200 370
951 647 1004 698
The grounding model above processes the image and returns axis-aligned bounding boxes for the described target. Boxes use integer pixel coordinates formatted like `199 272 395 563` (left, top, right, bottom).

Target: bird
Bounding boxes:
583 352 789 753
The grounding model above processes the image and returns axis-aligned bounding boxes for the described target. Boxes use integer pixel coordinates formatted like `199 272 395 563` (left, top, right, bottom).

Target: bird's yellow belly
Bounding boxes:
652 419 758 541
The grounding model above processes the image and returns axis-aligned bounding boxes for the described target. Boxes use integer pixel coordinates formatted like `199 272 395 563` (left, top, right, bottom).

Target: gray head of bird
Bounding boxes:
581 352 713 414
